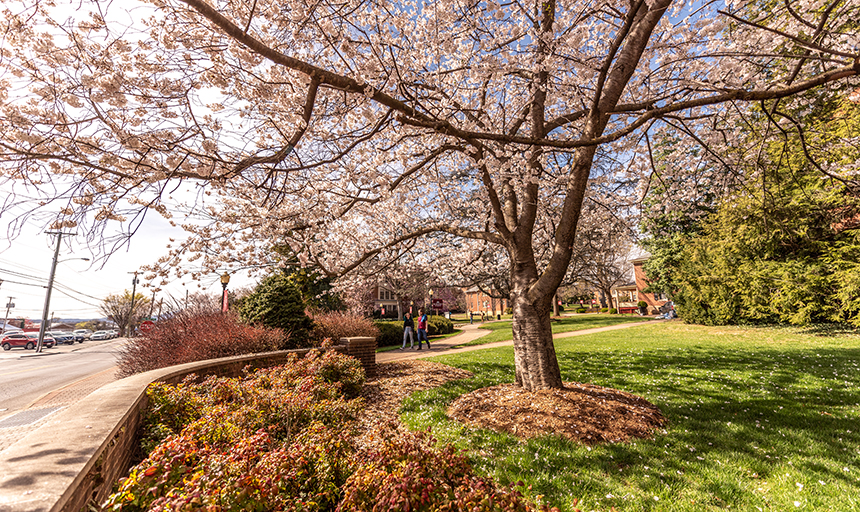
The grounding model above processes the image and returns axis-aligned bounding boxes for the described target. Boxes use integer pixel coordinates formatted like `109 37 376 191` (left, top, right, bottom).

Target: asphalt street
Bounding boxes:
0 337 124 421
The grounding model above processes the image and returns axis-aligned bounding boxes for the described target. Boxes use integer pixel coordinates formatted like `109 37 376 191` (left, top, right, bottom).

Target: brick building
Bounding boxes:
610 254 669 314
463 286 509 318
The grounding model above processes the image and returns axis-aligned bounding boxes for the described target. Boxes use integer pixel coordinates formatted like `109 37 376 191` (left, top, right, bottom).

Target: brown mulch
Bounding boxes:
358 360 667 446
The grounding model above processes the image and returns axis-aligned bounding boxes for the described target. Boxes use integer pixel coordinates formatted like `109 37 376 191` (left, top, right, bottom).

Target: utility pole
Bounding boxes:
126 271 139 337
37 232 75 352
2 296 14 335
148 290 156 320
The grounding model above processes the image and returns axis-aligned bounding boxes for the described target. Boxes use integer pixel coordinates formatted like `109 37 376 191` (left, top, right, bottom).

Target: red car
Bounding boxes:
1 332 55 351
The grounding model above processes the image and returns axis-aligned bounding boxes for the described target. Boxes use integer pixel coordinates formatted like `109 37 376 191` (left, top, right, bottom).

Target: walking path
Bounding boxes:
377 318 657 363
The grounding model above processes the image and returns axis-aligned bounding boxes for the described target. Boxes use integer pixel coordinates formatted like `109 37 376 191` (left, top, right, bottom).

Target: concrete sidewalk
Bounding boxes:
377 319 657 363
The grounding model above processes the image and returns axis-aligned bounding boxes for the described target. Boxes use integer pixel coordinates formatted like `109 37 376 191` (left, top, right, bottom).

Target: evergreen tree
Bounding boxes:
236 273 314 347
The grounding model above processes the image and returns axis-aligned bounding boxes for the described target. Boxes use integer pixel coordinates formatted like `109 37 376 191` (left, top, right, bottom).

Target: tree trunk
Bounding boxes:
510 280 562 391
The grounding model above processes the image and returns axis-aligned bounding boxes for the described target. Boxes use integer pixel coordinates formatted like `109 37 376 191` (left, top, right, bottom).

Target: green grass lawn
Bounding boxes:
460 313 652 346
400 322 860 511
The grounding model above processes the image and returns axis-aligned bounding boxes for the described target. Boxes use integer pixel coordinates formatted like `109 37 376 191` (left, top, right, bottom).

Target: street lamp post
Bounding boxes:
429 288 434 316
220 272 231 312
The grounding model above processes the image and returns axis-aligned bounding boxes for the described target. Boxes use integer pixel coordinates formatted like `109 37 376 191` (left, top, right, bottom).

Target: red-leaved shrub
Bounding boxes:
338 426 560 512
105 352 558 512
105 351 364 511
310 310 380 344
116 312 285 377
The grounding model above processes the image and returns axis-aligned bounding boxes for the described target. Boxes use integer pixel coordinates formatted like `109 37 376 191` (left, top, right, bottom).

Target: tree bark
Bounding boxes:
511 289 562 390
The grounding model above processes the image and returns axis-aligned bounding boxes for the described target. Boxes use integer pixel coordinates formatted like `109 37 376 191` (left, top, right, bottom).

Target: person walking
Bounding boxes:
400 312 415 350
416 308 430 350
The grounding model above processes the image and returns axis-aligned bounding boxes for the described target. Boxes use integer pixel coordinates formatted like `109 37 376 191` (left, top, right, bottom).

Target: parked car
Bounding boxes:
50 331 75 345
2 332 54 350
90 330 110 340
25 333 56 349
73 329 93 341
108 329 119 338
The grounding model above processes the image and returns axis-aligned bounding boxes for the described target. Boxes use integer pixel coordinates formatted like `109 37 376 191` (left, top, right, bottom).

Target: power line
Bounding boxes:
51 287 102 309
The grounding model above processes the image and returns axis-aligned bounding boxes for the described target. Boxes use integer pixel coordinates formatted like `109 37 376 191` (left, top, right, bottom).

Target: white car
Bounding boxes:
90 330 110 340
73 329 93 340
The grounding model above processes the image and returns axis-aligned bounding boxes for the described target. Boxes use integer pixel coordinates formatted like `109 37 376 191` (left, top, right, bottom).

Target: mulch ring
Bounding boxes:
447 381 667 444
357 360 667 447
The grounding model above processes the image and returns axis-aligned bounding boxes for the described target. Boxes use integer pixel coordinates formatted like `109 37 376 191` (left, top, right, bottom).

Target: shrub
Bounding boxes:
427 315 454 335
107 354 558 512
310 310 380 344
106 351 365 511
576 308 587 313
339 427 558 512
608 308 618 314
599 307 609 313
373 320 403 347
116 312 284 378
310 348 367 399
637 300 648 308
504 307 513 315
237 272 314 347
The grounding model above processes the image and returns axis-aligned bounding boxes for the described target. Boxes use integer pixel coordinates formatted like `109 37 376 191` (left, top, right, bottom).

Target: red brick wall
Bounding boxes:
633 261 668 311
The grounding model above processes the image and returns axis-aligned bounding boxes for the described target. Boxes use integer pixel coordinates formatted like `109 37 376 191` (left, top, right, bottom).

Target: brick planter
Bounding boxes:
341 336 377 378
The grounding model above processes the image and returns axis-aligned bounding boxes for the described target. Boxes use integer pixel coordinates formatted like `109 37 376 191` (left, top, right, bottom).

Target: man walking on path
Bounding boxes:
401 312 415 350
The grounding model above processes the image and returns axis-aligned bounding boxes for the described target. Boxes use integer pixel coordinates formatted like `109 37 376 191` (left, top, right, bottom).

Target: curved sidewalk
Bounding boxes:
377 319 657 363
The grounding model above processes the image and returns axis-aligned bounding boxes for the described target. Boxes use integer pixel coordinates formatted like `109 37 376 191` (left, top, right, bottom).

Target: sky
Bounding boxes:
0 205 256 322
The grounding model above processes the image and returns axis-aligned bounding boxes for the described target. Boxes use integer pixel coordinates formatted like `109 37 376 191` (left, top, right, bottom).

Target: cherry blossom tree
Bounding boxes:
1 0 858 390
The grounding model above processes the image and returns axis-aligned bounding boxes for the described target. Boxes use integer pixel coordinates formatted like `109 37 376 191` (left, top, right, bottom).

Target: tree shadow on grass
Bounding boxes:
408 345 860 510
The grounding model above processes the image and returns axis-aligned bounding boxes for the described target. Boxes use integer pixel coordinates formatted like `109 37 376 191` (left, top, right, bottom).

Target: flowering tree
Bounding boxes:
1 0 858 390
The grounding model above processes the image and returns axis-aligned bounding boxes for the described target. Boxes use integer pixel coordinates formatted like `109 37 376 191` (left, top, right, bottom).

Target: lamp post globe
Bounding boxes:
428 288 434 316
220 272 231 312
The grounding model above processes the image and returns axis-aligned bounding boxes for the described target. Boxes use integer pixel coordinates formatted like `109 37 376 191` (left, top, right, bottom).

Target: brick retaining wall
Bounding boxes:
0 340 374 512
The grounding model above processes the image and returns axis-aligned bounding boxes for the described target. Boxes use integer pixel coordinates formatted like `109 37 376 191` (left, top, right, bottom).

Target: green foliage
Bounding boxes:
637 301 648 308
643 98 860 326
373 320 404 347
237 272 314 347
427 314 454 335
575 308 586 313
607 308 617 314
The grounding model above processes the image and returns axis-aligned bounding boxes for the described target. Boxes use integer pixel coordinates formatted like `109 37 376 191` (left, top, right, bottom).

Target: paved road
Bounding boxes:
0 337 124 452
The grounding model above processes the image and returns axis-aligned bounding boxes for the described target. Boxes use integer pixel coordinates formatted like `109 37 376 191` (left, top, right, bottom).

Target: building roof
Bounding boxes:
611 281 637 291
